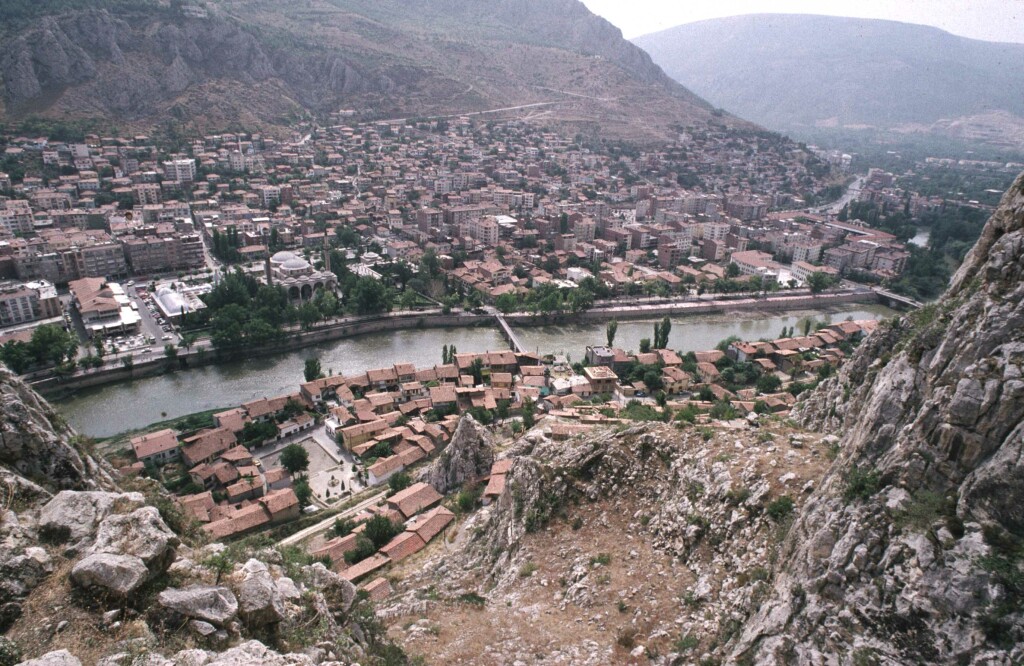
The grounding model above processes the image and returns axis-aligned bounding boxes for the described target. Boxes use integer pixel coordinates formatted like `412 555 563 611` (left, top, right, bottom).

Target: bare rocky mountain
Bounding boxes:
634 15 1024 151
0 0 729 142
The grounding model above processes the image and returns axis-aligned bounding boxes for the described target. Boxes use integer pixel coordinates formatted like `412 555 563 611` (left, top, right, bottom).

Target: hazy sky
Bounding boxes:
579 0 1024 43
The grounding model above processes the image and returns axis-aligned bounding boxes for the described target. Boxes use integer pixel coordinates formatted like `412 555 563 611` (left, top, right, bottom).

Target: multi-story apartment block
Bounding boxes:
14 230 127 284
467 216 499 246
133 183 162 205
162 158 197 183
0 201 35 235
123 233 205 275
0 279 61 327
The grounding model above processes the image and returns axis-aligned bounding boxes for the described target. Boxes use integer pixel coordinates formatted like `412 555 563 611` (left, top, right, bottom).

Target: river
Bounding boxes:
54 304 897 438
515 304 896 358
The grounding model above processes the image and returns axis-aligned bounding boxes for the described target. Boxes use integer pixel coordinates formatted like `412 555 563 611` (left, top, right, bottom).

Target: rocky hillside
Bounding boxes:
378 419 836 663
732 172 1024 663
0 0 728 142
0 365 407 665
634 15 1024 150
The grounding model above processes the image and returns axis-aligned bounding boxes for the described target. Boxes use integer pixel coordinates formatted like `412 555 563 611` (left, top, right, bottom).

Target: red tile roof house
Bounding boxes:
213 408 250 434
696 362 721 383
406 506 455 543
130 428 181 466
263 467 292 491
360 577 393 602
177 491 215 523
386 482 443 519
380 531 427 562
311 533 360 565
276 411 315 439
482 459 513 505
226 475 265 504
203 503 270 540
340 553 391 583
340 419 389 450
181 427 237 467
429 385 457 409
220 445 254 466
366 367 400 391
367 455 406 487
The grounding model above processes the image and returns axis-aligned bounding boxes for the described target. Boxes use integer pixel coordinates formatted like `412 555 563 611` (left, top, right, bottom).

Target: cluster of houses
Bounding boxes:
123 317 876 546
125 394 319 540
303 351 543 486
312 481 454 596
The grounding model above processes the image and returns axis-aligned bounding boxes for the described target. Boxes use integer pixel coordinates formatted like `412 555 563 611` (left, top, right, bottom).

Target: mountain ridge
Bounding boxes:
633 14 1024 149
0 0 731 142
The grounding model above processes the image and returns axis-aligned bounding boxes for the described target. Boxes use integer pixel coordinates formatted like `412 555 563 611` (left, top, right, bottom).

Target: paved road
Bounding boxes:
278 489 389 547
815 176 864 215
378 101 563 125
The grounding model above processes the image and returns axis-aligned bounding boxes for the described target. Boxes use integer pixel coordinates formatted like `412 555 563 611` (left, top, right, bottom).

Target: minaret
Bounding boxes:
265 255 273 286
324 247 332 275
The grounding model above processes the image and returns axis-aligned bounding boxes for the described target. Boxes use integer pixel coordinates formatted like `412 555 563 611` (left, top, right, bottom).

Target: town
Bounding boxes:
0 116 1005 379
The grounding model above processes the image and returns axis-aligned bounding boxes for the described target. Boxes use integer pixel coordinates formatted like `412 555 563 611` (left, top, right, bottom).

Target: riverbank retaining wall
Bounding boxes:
35 312 489 396
35 291 880 396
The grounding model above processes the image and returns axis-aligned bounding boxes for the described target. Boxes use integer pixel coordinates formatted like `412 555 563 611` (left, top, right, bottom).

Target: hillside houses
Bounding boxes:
311 483 454 584
201 488 301 540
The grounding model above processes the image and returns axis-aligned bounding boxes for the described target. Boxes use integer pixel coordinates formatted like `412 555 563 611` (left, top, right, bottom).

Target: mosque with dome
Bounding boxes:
265 250 338 303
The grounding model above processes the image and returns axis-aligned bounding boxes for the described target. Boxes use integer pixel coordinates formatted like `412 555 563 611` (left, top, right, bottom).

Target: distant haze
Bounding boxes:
580 0 1024 44
633 14 1024 147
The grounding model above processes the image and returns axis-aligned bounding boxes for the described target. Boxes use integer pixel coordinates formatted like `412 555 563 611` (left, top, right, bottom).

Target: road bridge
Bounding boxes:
494 313 527 353
873 288 924 310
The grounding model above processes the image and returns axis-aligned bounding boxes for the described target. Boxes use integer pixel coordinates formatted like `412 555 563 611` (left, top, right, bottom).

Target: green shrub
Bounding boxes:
343 535 377 564
333 516 358 537
843 467 882 501
518 561 538 577
725 486 751 506
895 490 953 531
766 496 795 521
364 515 401 549
674 633 699 652
458 591 486 607
590 552 612 566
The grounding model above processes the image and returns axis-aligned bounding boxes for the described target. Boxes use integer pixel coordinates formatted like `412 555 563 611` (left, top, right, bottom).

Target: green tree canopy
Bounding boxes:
304 357 323 382
280 444 310 476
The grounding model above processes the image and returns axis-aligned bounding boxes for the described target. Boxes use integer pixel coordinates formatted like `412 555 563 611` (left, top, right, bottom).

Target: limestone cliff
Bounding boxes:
733 173 1024 664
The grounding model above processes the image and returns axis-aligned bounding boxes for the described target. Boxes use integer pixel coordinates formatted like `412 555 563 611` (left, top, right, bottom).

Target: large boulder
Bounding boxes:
17 650 82 666
91 506 179 573
172 640 318 666
420 414 494 494
70 553 149 597
300 563 356 614
1 545 53 602
157 585 238 626
235 559 285 627
38 491 144 543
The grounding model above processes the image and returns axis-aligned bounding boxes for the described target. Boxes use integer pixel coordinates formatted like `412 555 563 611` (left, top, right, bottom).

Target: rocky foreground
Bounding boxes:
0 364 404 666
